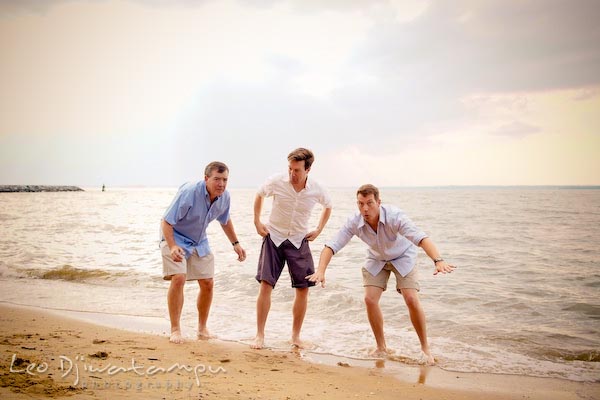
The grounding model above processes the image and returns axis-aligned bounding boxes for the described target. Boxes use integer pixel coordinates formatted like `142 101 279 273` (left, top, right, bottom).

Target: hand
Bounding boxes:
433 260 455 275
254 221 269 237
233 243 246 262
170 245 185 263
304 229 321 242
305 271 326 288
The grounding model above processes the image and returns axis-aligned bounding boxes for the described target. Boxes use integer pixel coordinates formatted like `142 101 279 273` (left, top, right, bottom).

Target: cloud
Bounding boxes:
0 131 176 186
171 79 341 184
0 0 216 16
1 0 598 186
0 0 68 16
353 0 600 93
492 121 541 138
573 88 600 101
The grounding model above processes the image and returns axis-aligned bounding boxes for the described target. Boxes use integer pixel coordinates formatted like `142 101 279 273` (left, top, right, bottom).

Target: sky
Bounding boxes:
1 0 599 188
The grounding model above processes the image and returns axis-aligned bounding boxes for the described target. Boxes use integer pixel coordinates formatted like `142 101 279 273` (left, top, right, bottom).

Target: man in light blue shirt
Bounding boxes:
161 161 246 344
307 184 454 363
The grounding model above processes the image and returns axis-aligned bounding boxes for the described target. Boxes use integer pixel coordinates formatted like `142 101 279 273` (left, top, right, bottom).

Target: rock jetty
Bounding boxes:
0 185 84 192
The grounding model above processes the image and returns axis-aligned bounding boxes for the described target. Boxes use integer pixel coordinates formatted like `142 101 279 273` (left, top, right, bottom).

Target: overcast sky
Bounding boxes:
1 0 598 188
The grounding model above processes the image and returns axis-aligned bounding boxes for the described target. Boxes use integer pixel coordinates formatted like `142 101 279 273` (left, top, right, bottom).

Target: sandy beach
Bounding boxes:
0 303 597 400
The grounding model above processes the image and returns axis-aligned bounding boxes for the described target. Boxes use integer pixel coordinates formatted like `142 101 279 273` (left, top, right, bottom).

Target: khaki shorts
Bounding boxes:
362 262 420 293
161 241 214 281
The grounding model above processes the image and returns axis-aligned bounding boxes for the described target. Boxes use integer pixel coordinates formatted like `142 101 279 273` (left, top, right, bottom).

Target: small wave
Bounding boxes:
542 349 600 363
562 351 600 362
584 280 600 288
29 265 110 281
0 213 18 222
562 303 600 317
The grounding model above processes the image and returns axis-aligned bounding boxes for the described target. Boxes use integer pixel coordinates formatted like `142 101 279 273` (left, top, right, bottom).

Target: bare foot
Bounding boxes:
197 327 214 341
290 336 305 349
251 335 265 349
289 337 315 350
169 330 185 344
368 347 393 358
420 351 436 365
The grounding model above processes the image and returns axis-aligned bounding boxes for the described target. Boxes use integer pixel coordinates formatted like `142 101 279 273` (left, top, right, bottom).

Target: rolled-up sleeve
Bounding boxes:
319 187 333 209
258 174 278 198
395 211 428 246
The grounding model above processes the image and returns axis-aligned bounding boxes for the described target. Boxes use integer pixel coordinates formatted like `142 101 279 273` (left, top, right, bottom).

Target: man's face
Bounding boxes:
288 159 309 186
205 169 229 198
357 193 380 223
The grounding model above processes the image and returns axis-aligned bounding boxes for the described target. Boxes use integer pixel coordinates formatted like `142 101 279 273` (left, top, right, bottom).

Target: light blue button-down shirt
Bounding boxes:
326 204 428 277
161 181 230 258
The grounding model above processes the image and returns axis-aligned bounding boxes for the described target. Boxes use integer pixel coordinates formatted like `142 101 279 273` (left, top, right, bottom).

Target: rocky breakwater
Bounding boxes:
0 185 84 192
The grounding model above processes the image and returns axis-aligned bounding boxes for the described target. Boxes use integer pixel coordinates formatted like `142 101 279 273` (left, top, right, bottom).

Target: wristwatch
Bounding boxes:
433 258 444 264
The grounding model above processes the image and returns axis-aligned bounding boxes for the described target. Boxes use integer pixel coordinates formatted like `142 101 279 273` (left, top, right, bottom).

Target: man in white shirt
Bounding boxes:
307 184 455 364
252 148 333 349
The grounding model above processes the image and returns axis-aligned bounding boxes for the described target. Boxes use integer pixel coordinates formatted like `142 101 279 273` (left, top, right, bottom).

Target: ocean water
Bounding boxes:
0 187 598 382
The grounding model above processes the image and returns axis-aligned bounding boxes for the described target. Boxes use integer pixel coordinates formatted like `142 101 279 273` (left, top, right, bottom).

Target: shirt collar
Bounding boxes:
357 216 366 229
379 205 387 225
304 176 312 189
199 181 220 204
285 174 311 190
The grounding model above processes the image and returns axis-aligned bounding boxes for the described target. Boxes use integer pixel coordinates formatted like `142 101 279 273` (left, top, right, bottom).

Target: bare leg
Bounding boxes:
167 274 186 344
291 287 309 348
252 281 272 349
401 288 434 364
196 278 214 340
364 285 387 356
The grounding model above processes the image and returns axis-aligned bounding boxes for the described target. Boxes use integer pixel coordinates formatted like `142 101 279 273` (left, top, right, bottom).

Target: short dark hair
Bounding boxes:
287 148 314 170
204 161 229 177
356 184 379 201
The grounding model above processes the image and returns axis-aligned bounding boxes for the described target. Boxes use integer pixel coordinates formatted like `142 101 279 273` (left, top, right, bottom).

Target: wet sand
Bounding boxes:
1 303 597 399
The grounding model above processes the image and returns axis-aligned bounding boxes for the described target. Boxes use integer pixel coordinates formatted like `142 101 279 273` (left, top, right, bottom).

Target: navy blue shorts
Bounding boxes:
255 235 316 288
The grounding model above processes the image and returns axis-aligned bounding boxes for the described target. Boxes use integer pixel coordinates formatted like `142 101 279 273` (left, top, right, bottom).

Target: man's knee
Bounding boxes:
257 281 273 298
170 274 186 287
402 290 420 309
364 292 380 308
198 278 214 291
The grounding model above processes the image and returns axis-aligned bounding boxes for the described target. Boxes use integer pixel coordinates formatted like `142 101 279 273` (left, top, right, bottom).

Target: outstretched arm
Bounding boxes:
306 246 334 287
419 237 455 275
305 207 332 241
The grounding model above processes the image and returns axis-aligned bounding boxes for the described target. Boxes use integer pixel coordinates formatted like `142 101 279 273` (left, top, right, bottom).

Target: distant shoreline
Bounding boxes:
0 185 84 192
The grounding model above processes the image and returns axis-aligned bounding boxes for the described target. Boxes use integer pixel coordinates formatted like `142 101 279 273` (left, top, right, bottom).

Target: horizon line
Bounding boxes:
3 184 600 190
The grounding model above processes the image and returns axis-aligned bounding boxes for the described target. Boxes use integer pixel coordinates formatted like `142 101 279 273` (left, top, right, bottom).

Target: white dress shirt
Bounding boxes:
258 173 332 249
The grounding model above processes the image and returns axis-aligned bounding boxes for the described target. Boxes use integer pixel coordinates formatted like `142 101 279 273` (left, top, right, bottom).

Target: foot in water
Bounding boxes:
197 327 215 341
169 330 185 344
420 351 435 365
368 347 394 358
251 334 265 349
289 337 316 350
